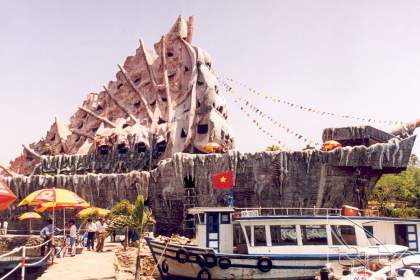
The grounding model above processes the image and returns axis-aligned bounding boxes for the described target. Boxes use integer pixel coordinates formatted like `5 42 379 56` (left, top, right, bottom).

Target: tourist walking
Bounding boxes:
95 218 107 252
40 219 60 256
85 218 97 251
68 220 77 256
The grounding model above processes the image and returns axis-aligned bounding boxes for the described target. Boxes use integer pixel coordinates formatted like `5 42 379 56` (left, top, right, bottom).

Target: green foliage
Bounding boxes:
303 144 315 151
108 196 155 280
385 206 420 218
109 199 134 217
108 196 154 235
409 154 419 167
370 155 420 217
266 145 281 152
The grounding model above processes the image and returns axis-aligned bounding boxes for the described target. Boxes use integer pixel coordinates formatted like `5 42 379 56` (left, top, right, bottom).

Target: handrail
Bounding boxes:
0 238 53 280
0 247 22 259
0 263 22 280
25 238 51 249
25 248 53 267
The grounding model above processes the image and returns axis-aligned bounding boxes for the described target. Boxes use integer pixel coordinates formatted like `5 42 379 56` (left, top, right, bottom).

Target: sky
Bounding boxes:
0 0 419 165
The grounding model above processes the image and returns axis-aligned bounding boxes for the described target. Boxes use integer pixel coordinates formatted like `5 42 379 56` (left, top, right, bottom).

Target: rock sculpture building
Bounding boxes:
0 17 417 235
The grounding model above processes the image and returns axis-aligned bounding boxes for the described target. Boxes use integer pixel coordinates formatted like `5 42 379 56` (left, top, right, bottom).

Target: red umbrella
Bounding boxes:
0 181 17 210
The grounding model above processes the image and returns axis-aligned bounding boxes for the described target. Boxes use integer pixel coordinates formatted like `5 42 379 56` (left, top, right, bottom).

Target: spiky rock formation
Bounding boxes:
4 16 233 176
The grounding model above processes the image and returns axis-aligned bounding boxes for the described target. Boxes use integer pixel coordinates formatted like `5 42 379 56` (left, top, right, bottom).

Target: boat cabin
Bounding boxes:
188 207 235 253
188 207 379 255
361 217 420 252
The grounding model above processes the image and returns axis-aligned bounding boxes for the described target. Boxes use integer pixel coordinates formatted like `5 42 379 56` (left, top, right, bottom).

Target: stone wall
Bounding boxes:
1 134 416 235
148 135 415 234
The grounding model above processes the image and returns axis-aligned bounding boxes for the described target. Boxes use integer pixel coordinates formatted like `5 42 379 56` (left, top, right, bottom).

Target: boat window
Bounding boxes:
244 226 252 245
270 225 298 246
233 224 248 254
301 225 328 245
221 213 230 224
331 225 357 246
254 225 267 246
363 226 374 238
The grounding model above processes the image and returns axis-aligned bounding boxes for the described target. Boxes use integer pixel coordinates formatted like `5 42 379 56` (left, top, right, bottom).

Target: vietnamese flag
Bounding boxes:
212 170 234 189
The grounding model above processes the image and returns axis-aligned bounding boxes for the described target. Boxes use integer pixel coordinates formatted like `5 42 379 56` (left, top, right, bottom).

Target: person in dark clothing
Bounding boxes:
85 218 97 251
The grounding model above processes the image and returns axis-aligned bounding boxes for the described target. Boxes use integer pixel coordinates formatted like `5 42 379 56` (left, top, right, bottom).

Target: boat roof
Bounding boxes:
188 207 235 214
234 215 420 223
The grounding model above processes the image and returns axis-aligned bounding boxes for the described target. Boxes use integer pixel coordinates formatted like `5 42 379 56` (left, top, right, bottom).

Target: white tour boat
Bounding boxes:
145 206 412 280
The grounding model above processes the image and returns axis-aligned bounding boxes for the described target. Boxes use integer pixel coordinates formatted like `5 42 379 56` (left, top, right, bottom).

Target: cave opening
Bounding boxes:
184 175 195 188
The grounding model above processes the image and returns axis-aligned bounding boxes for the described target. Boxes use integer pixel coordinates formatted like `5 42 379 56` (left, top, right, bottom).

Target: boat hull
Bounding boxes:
145 238 396 280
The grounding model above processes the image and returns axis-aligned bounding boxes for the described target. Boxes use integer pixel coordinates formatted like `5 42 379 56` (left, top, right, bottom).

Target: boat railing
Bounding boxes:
234 207 380 217
234 207 342 217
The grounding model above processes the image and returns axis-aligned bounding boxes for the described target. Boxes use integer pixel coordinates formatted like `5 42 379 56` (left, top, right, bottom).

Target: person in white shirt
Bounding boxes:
2 221 8 235
85 218 97 251
68 220 77 256
95 218 108 252
39 219 61 256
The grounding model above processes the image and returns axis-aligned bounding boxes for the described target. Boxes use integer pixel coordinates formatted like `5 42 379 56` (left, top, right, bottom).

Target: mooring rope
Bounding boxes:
149 235 174 277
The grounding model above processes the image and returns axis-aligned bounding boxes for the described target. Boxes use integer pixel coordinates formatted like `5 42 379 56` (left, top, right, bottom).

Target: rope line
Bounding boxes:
0 247 22 259
0 239 53 280
26 248 53 267
25 239 51 249
0 263 22 280
221 76 404 126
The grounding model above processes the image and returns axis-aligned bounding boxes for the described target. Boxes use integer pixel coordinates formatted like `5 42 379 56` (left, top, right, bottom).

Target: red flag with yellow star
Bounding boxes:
212 170 234 189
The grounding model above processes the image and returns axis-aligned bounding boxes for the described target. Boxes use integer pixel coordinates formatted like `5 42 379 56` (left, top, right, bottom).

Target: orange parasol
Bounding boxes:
321 140 342 151
202 142 224 153
0 181 17 210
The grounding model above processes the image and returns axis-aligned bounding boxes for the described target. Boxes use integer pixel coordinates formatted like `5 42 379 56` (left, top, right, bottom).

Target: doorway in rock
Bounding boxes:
394 224 418 251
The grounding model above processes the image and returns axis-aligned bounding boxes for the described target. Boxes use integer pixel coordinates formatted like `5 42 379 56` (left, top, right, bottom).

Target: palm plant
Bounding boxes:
107 196 154 280
266 144 281 152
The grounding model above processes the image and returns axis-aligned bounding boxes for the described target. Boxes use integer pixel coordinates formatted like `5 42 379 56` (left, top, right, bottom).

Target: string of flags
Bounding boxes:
220 79 319 147
220 82 290 150
237 96 320 146
220 76 404 126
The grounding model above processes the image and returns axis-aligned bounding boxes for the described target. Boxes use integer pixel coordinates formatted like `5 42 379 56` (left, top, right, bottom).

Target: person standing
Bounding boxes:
95 218 107 252
68 220 77 256
2 221 8 235
85 218 97 251
40 219 60 256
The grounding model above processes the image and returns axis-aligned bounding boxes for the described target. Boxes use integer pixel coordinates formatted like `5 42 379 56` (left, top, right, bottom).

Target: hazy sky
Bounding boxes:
0 0 419 165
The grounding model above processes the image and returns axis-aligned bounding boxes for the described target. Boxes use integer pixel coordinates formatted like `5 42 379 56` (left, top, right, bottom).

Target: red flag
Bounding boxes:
212 171 234 189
